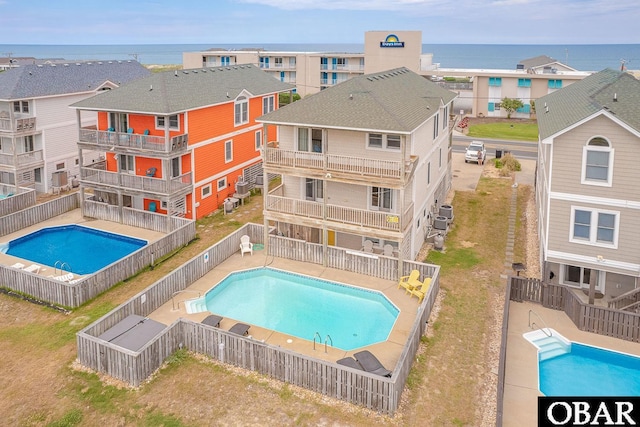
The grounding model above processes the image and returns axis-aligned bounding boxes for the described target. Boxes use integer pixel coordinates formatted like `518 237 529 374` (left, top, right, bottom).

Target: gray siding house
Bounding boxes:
0 61 150 193
536 68 640 300
257 67 457 265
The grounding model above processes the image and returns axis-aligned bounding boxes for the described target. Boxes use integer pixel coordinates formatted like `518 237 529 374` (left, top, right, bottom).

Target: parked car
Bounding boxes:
465 141 486 164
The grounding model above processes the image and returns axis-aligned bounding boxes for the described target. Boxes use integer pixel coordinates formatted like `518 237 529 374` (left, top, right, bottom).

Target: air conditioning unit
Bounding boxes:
235 181 249 195
434 216 448 230
51 171 68 188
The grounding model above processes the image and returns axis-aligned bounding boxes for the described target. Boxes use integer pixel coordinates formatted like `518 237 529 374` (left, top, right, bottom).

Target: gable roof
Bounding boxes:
257 67 457 133
0 60 150 100
537 68 640 140
519 55 560 69
71 64 294 115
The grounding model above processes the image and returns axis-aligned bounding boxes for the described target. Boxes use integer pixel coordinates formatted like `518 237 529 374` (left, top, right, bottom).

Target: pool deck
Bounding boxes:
503 301 640 427
147 249 424 370
0 209 166 279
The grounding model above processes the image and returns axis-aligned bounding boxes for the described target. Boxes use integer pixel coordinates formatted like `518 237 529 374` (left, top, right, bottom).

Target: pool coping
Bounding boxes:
503 301 640 426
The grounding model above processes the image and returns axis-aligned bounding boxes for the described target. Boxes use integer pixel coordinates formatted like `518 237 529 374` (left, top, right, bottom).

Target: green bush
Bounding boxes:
494 153 521 176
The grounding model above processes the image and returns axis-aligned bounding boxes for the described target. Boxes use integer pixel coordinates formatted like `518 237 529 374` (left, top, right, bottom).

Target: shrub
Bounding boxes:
494 153 521 176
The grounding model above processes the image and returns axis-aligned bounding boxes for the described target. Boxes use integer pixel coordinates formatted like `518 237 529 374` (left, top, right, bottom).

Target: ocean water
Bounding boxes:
1 43 638 71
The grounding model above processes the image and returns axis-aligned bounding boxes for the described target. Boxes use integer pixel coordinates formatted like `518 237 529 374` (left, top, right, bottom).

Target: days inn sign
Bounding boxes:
380 34 405 48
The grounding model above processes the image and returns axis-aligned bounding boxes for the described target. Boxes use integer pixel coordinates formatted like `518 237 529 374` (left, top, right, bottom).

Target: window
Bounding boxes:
109 112 128 132
371 187 393 211
234 96 248 125
34 168 42 183
119 155 135 173
156 115 179 130
171 157 180 178
13 101 29 113
368 133 383 149
201 184 212 199
297 128 322 152
24 135 34 152
489 77 502 87
305 178 323 201
224 140 233 163
571 207 618 247
262 96 275 114
548 79 563 89
427 162 431 184
439 148 442 168
516 104 531 113
433 113 439 138
217 177 227 191
443 106 448 129
55 162 65 171
495 102 501 110
255 130 262 151
582 137 613 186
563 265 592 287
274 57 283 68
367 133 400 150
517 78 532 87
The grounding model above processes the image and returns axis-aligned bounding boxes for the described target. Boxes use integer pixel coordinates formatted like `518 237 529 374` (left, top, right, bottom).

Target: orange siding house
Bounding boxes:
72 64 292 220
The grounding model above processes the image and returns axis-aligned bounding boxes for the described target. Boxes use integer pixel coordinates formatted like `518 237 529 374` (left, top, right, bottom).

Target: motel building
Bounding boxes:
184 31 594 119
71 64 293 220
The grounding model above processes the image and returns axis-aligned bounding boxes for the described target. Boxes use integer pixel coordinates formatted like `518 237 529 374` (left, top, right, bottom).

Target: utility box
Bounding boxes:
51 171 68 188
235 181 249 195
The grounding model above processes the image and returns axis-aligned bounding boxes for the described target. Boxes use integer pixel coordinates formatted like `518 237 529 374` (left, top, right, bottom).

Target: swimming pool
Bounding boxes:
3 225 147 275
187 267 399 351
525 329 640 396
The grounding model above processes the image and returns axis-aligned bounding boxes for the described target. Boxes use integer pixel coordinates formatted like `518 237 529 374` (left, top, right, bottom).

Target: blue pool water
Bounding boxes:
540 343 640 396
199 267 399 351
5 225 147 274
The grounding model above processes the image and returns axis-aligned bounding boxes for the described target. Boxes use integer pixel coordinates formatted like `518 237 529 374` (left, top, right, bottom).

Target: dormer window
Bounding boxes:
234 96 249 126
581 136 613 186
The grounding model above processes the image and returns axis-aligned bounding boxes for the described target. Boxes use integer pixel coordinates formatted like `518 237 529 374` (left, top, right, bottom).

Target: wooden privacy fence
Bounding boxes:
0 185 36 218
0 192 78 237
509 276 640 342
0 196 195 307
77 223 439 415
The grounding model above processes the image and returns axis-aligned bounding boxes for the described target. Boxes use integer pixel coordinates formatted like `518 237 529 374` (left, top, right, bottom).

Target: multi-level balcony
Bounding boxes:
0 117 36 133
265 191 414 235
78 128 188 154
263 146 417 186
80 164 192 196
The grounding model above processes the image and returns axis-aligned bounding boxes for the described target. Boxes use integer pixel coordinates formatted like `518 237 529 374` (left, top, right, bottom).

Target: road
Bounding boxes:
452 135 538 160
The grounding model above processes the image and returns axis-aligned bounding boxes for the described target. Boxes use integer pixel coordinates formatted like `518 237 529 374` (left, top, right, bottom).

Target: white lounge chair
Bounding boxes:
50 273 74 282
24 264 41 273
11 262 26 269
239 235 253 257
383 244 394 256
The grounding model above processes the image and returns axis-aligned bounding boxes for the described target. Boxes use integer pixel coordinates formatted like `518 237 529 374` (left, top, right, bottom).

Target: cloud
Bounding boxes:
237 0 435 11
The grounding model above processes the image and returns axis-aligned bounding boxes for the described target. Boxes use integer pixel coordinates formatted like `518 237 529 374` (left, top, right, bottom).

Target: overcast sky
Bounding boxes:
1 0 638 45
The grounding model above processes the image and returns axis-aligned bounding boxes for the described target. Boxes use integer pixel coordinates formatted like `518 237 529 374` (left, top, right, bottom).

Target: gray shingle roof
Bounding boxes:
257 67 457 133
71 64 294 115
519 55 559 69
537 68 640 140
0 60 150 100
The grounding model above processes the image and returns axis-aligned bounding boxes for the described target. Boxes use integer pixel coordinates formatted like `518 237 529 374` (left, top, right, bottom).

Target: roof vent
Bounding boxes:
175 70 178 77
149 85 153 91
613 93 618 102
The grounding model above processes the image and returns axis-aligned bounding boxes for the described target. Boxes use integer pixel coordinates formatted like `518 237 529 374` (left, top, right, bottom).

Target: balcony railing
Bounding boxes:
265 194 413 232
80 167 192 195
264 148 412 180
0 150 44 167
0 117 36 133
320 64 365 72
78 128 188 154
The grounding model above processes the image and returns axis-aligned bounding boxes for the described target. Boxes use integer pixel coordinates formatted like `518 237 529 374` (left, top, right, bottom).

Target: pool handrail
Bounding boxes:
324 334 333 353
528 309 551 337
313 331 322 350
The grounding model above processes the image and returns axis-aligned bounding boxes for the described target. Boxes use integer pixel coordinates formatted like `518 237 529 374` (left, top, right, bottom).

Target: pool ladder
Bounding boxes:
54 260 72 275
313 332 333 353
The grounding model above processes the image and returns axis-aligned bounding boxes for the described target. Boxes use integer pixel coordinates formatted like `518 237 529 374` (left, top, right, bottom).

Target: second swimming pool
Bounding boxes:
188 267 400 351
4 224 147 275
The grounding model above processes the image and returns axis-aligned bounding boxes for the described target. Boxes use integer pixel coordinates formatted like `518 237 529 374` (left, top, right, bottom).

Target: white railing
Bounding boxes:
80 168 192 195
0 117 36 132
266 195 412 232
0 150 44 166
78 128 188 153
264 148 407 179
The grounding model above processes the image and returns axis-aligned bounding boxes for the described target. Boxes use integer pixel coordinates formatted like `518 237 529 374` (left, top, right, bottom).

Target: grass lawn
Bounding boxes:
467 121 538 141
0 173 532 426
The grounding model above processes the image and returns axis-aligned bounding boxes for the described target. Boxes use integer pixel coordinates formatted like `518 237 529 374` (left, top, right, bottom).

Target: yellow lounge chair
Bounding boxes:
398 270 421 292
409 277 432 303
